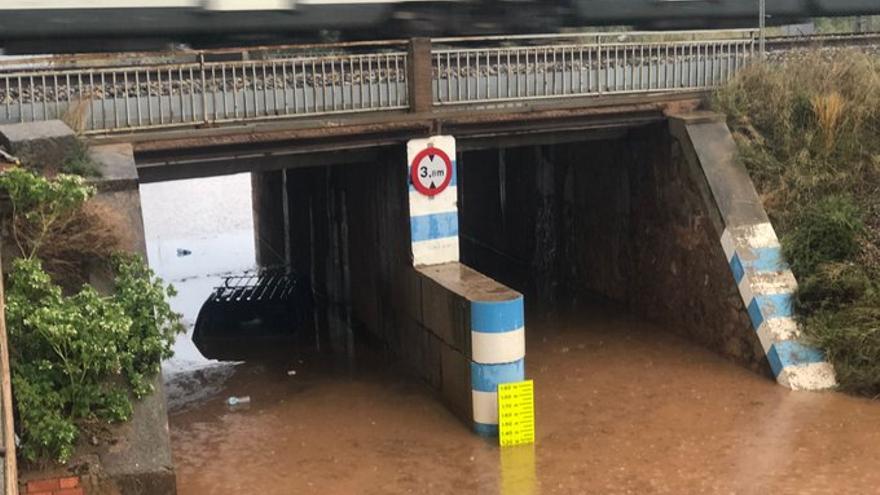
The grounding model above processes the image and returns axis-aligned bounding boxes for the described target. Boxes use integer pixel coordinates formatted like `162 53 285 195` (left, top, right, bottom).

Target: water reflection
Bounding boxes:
500 445 537 495
139 173 257 376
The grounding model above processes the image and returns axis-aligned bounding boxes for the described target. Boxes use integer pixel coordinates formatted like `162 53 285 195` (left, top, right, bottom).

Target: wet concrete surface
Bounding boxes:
168 305 880 495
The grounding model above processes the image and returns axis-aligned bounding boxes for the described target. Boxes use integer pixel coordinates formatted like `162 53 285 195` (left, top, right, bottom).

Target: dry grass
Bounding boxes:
12 201 121 290
61 99 91 135
714 50 880 219
811 92 846 154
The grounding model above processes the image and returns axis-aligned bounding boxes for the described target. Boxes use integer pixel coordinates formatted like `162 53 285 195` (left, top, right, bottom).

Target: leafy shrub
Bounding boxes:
0 169 94 260
0 167 118 287
112 254 183 398
0 169 183 463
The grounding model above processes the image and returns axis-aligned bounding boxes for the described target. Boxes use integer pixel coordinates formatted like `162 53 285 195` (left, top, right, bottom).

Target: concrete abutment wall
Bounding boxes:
670 114 835 389
252 169 287 267
457 116 835 390
459 123 769 370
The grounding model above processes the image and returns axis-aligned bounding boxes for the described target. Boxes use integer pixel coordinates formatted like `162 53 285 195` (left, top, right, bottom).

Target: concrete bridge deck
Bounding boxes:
116 91 704 182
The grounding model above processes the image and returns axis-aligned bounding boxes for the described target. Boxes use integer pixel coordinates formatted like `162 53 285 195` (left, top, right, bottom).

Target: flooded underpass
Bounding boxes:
167 306 880 494
142 120 879 494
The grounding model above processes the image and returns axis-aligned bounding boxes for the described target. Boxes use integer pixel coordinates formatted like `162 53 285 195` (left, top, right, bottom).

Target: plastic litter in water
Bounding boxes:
227 396 251 407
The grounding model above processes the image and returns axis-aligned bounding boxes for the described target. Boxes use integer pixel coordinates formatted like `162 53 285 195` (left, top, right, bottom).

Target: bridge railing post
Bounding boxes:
408 38 434 114
199 54 210 125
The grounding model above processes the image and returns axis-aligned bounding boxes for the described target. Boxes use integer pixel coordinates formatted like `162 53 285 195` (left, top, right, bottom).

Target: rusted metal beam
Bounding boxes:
124 92 705 153
455 127 631 152
137 145 390 183
132 98 681 182
407 38 434 114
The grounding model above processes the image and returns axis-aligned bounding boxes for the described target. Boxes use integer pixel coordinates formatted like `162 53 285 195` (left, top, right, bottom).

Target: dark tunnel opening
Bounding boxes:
457 123 770 376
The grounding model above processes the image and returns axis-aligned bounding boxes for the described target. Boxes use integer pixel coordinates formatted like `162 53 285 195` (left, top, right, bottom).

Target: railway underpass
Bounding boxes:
2 30 878 494
153 105 872 495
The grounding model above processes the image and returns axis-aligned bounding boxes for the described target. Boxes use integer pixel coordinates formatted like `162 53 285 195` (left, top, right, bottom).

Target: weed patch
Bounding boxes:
61 140 102 178
714 50 880 397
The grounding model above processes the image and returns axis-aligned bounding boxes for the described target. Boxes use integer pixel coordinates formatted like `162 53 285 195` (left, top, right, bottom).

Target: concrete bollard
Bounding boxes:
470 297 526 436
406 134 527 436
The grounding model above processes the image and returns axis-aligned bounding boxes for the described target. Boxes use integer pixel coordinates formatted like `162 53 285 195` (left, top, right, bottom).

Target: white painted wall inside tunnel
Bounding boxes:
139 173 256 375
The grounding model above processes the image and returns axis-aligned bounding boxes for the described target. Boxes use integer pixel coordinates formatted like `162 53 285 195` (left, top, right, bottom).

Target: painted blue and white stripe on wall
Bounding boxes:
470 296 526 436
720 222 836 390
407 136 460 266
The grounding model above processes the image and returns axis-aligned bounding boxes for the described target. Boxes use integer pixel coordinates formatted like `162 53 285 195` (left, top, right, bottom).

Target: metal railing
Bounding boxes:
0 50 409 133
432 30 757 105
0 30 759 134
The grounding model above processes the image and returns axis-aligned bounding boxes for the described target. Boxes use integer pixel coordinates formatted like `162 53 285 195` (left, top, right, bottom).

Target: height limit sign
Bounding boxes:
410 145 453 197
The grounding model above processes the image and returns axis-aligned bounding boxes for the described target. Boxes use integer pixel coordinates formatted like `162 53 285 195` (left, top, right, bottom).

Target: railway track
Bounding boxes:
766 31 880 50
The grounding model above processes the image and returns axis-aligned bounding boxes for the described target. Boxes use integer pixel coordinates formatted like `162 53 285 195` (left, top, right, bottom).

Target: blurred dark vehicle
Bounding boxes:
193 267 313 361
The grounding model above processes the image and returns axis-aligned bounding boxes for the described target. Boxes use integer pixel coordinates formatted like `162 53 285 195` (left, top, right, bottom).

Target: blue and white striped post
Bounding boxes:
471 297 526 436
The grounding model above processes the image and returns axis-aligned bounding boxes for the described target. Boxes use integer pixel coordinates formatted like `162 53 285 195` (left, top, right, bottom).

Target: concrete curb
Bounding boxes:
721 224 836 390
414 264 527 436
670 113 836 391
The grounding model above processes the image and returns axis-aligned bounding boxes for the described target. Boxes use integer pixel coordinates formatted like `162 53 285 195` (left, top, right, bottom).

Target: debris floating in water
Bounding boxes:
227 396 251 407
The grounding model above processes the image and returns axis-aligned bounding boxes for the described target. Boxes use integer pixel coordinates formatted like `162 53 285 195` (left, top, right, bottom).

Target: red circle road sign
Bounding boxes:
410 146 453 197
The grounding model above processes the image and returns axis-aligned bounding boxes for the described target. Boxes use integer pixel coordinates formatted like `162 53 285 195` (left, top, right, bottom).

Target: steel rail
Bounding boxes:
432 28 760 44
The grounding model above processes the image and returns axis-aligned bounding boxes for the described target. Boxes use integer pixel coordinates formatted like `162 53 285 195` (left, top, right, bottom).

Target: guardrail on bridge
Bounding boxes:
431 30 757 105
0 29 758 135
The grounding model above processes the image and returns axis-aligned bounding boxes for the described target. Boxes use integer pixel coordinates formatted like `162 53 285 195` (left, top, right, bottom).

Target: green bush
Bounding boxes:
782 195 864 276
796 262 872 317
806 298 880 397
0 169 183 463
112 254 183 398
61 140 102 178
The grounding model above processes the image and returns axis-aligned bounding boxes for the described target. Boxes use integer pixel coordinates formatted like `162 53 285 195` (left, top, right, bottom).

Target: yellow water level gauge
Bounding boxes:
498 380 535 447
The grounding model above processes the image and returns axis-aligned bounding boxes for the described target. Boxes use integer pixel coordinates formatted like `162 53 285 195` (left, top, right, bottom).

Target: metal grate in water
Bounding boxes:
210 267 301 304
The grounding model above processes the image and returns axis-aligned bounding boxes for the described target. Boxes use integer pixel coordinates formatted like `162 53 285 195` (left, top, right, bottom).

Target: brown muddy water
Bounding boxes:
167 306 880 494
